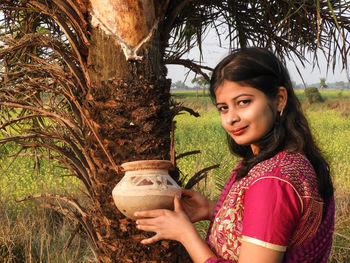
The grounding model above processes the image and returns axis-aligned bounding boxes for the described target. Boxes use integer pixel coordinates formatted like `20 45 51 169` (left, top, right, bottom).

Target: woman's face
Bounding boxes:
215 80 277 154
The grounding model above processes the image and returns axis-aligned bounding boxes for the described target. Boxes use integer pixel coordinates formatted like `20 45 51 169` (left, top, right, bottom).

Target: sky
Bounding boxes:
166 33 349 87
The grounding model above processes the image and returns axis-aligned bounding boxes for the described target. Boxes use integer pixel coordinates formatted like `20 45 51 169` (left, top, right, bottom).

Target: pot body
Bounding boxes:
112 160 181 219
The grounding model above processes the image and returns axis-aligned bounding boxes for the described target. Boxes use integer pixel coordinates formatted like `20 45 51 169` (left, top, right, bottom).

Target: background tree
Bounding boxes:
192 75 209 97
1 0 350 262
171 80 190 90
305 87 324 103
335 81 346 89
320 77 329 89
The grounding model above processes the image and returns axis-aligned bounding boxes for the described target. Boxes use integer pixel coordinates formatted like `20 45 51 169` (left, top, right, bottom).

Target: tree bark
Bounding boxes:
83 24 191 262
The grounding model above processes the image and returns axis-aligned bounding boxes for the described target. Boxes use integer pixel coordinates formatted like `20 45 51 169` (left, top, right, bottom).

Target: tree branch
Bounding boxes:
165 58 212 82
8 152 92 193
0 101 82 136
63 224 81 252
10 140 92 189
171 105 200 119
176 150 201 160
0 34 87 92
15 193 87 218
39 202 99 254
29 0 89 83
161 0 193 44
185 164 220 189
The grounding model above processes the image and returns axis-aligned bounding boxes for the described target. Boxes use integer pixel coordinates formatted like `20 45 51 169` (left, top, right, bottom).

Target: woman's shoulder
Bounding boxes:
249 151 314 176
247 151 304 175
248 151 321 200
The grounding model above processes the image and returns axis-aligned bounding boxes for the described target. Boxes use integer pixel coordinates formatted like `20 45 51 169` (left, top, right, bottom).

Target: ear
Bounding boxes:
275 86 288 113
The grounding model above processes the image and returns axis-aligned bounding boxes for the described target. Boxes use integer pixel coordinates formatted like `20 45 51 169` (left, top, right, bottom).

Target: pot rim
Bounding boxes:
121 160 174 171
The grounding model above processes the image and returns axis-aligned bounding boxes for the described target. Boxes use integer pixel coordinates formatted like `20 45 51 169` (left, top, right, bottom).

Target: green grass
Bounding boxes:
0 143 91 261
0 144 82 212
306 110 350 190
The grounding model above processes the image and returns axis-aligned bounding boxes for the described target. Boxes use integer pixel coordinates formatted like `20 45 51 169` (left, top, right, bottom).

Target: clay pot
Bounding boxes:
112 160 181 219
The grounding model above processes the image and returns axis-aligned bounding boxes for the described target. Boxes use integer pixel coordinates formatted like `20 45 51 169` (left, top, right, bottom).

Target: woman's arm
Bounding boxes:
135 195 284 263
238 241 284 263
204 242 283 263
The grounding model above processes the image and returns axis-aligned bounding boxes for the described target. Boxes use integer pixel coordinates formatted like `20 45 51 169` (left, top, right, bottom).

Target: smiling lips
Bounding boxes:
231 126 248 136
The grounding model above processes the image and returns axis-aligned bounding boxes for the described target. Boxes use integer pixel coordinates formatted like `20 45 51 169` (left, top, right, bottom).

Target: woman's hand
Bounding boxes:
180 189 217 223
134 195 197 245
134 195 217 263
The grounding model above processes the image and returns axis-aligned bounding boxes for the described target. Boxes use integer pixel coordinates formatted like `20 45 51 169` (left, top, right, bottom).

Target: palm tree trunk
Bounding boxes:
84 26 191 262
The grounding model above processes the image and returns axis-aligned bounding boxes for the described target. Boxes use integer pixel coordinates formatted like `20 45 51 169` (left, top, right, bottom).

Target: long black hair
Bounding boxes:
210 47 333 201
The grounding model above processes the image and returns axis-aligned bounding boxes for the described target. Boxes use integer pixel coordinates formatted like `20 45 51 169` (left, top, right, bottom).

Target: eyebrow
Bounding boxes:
216 93 254 106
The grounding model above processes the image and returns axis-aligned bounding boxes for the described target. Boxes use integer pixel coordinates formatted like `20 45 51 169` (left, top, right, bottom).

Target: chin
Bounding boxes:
232 139 250 146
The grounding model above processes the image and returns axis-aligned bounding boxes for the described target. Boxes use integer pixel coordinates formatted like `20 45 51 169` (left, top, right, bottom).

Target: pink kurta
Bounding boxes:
205 151 334 263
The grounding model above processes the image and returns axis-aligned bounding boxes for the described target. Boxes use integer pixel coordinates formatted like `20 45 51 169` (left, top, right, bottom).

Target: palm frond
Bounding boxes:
164 0 350 77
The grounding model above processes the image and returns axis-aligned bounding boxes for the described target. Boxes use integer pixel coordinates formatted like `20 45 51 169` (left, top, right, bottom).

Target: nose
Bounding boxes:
225 109 240 125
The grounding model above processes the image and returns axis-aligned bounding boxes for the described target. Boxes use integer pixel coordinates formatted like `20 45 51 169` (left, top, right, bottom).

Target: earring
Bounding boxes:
280 108 284 117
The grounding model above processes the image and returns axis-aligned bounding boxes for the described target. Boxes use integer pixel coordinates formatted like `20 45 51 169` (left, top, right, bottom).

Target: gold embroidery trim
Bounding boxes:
241 236 287 252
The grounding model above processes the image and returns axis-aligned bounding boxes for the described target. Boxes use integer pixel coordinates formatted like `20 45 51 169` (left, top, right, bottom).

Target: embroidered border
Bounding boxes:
241 236 287 252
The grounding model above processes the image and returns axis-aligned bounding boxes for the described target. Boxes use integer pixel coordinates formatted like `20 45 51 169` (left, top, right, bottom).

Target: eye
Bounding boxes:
217 105 228 112
237 99 251 106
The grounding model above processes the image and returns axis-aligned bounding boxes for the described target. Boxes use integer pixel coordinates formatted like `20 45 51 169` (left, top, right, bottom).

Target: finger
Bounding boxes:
136 224 157 232
140 234 161 245
134 209 166 218
174 195 183 212
181 189 194 198
175 191 181 199
135 217 159 226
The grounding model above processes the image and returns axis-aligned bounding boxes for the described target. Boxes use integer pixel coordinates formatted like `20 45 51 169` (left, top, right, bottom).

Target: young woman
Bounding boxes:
134 47 335 263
